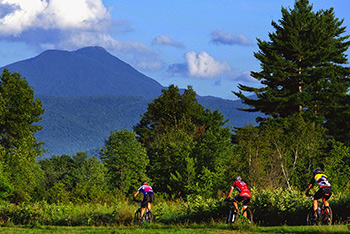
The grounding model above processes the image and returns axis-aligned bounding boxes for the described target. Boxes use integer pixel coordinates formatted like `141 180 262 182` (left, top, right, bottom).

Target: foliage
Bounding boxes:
38 152 111 204
324 140 350 192
0 201 132 227
233 0 350 144
1 189 349 227
134 85 235 198
100 129 149 195
234 114 325 190
0 69 45 203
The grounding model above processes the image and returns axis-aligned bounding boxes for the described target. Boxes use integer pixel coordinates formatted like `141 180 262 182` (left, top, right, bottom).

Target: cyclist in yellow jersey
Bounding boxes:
305 167 332 219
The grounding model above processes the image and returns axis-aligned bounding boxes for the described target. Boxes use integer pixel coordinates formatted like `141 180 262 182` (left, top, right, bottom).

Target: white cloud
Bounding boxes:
0 0 110 34
151 35 185 48
211 30 253 46
0 0 155 59
185 51 231 79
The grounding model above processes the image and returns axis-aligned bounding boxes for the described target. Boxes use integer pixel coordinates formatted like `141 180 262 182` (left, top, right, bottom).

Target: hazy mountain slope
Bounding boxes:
0 46 260 156
36 95 259 156
36 95 151 155
198 96 258 127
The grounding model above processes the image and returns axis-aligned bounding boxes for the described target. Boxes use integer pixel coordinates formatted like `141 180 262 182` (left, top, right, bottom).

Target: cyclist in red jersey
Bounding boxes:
225 175 251 216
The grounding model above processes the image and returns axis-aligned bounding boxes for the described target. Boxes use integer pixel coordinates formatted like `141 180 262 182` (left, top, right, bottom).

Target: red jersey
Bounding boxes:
231 180 250 197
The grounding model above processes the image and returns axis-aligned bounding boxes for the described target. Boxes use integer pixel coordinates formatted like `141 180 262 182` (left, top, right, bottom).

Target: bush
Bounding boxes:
0 189 349 226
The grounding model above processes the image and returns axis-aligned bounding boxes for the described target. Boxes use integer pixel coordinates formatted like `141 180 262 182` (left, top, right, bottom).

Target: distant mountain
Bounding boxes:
2 46 163 98
36 95 258 156
1 46 260 156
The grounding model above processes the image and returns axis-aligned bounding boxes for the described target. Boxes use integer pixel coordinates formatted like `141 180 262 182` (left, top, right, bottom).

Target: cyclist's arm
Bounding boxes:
133 190 140 200
305 179 314 195
225 187 234 200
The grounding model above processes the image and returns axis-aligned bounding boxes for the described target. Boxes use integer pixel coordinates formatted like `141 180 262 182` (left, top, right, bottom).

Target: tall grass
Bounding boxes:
0 189 349 227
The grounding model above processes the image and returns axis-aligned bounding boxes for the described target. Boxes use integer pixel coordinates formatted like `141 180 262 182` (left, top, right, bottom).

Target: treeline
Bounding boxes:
1 0 350 206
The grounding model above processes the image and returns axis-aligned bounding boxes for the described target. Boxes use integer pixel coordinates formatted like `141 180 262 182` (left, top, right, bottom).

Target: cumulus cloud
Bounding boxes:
151 35 185 48
234 71 257 83
210 30 253 46
167 51 232 79
0 0 154 57
0 0 109 35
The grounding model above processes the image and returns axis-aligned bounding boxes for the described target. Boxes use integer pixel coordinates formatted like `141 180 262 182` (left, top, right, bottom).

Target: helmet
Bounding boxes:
313 167 322 174
233 175 242 181
141 180 148 186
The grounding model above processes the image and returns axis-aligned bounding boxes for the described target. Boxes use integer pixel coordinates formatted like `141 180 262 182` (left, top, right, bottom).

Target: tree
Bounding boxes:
100 129 148 195
234 0 350 127
38 152 109 203
134 85 235 197
0 69 44 149
0 69 45 202
234 115 325 190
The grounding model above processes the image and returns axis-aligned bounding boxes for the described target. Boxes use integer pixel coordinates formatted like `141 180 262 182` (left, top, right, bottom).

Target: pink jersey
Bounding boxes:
231 181 250 197
138 184 153 195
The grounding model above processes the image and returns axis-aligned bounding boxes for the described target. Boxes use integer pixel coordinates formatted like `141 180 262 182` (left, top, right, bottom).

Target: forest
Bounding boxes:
0 0 350 227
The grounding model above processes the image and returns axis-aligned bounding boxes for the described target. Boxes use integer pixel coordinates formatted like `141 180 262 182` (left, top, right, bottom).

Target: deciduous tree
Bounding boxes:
100 129 148 195
0 69 44 202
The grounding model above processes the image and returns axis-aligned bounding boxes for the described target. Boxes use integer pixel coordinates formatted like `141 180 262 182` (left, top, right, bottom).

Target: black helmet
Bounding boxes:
233 175 242 181
313 167 322 174
141 180 147 186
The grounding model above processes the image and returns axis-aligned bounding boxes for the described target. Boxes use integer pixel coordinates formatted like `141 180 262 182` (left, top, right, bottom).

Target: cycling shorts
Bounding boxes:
141 193 154 208
233 195 250 205
314 187 332 201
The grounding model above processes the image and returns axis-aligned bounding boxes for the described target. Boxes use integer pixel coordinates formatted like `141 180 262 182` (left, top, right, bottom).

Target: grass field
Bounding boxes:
0 224 349 234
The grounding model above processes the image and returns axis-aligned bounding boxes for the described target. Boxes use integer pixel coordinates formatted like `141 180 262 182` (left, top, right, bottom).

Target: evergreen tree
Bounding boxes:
234 0 350 127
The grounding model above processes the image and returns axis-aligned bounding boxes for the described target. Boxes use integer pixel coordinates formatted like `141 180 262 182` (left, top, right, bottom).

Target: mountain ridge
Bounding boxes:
2 46 163 98
1 46 259 155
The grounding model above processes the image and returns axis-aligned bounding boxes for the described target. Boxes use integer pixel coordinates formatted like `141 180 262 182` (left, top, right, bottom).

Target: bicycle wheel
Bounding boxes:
227 207 237 224
306 208 317 225
133 209 141 225
321 206 332 225
144 210 153 223
239 208 253 224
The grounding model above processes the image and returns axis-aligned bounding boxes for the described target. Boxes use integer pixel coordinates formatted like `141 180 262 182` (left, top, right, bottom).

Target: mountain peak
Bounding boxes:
2 47 163 98
76 46 107 52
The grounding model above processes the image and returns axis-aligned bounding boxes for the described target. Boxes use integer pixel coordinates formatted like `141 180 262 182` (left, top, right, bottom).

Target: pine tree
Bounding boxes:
234 0 350 126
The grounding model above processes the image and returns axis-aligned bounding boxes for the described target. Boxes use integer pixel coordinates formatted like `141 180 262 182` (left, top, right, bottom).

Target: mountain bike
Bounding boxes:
133 200 153 225
225 199 253 224
306 196 332 225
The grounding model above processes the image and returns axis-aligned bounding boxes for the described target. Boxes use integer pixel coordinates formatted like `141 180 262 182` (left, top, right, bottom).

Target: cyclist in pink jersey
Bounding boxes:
133 181 154 220
225 176 251 216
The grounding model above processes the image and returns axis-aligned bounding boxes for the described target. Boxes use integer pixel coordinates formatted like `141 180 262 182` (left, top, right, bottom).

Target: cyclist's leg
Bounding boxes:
313 189 323 218
232 195 239 212
323 187 332 208
312 199 318 214
140 207 146 219
148 193 154 211
140 195 149 219
242 197 251 217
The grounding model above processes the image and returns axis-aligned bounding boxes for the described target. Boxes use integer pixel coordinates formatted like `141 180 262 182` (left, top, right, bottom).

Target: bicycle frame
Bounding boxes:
133 200 153 225
226 199 253 224
306 196 332 225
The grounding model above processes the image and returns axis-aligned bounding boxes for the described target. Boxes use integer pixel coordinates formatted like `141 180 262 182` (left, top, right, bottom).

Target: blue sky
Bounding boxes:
0 0 349 100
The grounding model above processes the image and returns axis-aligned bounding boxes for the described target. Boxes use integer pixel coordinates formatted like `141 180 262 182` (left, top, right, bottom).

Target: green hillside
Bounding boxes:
36 95 259 156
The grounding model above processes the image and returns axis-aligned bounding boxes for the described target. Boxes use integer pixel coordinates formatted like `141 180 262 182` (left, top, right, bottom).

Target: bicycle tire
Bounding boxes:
321 206 332 225
227 207 237 224
133 209 141 225
239 208 253 224
306 208 316 225
145 210 153 223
